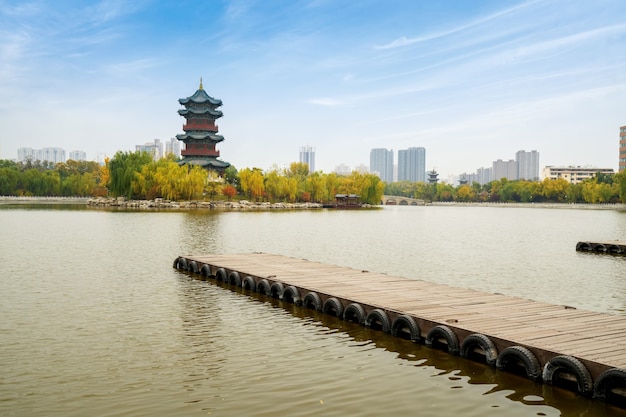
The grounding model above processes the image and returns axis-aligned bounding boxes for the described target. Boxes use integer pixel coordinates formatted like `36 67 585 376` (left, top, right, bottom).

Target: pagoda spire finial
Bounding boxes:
199 77 204 91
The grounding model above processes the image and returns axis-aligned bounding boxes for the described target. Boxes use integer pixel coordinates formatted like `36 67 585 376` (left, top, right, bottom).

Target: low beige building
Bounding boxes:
542 166 614 184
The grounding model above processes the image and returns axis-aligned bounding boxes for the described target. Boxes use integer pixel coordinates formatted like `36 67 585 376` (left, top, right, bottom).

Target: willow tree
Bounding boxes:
108 151 153 199
239 168 265 200
264 169 284 201
616 171 626 203
305 171 327 202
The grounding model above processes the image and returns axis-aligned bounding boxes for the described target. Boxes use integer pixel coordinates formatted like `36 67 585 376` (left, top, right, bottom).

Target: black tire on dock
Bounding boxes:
215 268 227 282
200 264 212 278
173 257 180 268
242 276 256 291
176 257 188 270
303 292 322 311
576 242 592 251
593 244 607 253
343 303 366 325
187 261 199 274
542 355 593 396
228 271 241 286
269 282 284 299
282 286 301 305
460 333 498 367
496 345 542 381
608 245 622 255
364 308 391 333
593 368 626 403
323 297 344 317
391 315 421 342
257 279 271 295
425 325 460 355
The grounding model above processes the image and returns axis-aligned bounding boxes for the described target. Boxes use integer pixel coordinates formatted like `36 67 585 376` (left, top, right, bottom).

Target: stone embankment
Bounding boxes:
429 201 626 210
87 197 323 210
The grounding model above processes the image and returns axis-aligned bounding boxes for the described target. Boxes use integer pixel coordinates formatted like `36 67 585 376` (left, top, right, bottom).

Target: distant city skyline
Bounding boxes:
11 143 620 186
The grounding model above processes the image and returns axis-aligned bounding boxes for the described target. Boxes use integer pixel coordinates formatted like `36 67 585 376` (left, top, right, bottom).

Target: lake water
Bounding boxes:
1 204 625 417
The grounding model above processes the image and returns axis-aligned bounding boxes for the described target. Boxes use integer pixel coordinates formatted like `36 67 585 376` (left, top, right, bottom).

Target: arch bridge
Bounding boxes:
381 195 426 206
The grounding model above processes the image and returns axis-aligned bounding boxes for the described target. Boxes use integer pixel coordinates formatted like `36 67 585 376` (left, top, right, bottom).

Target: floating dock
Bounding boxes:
576 240 626 255
174 252 626 405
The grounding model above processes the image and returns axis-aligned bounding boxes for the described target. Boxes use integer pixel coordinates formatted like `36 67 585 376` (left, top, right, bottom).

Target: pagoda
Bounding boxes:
427 169 439 184
176 79 230 173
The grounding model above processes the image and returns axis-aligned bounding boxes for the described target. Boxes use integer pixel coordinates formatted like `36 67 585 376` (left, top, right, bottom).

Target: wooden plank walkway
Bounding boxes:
175 252 626 401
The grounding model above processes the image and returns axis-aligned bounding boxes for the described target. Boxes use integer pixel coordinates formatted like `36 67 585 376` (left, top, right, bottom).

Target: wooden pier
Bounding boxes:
577 240 626 255
174 252 626 405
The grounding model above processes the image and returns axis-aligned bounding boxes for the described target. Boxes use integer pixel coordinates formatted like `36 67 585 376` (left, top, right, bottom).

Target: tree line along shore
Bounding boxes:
1 151 625 205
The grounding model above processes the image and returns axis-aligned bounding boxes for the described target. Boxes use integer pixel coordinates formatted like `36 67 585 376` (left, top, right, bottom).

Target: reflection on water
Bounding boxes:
1 205 625 417
212 277 625 417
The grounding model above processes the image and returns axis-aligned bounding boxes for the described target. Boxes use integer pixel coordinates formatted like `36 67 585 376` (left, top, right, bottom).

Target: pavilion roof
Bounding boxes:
175 132 225 142
178 87 222 106
178 107 223 117
179 158 231 169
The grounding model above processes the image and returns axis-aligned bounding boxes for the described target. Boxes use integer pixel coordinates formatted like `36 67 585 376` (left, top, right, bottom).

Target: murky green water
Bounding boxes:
1 205 625 416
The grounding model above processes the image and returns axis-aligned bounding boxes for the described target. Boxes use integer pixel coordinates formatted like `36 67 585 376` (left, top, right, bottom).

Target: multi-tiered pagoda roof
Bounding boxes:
176 79 230 172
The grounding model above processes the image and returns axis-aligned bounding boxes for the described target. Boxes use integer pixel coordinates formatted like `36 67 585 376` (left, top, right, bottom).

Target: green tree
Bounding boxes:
455 184 474 202
108 151 153 199
240 168 265 200
184 165 208 200
615 171 626 203
0 167 19 195
305 171 327 202
436 183 454 201
324 172 341 202
224 165 239 190
283 177 298 202
204 172 223 200
264 170 283 202
541 178 569 202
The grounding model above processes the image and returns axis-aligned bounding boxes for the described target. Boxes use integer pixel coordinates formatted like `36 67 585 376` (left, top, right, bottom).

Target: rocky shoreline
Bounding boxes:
86 197 323 210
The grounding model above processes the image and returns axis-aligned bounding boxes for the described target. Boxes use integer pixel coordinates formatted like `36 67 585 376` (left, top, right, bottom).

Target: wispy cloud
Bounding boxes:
103 58 161 76
308 97 343 107
499 23 626 64
374 0 539 49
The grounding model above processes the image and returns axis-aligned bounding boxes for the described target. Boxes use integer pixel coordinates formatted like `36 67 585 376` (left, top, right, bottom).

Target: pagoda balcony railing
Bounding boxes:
182 149 220 157
183 122 217 131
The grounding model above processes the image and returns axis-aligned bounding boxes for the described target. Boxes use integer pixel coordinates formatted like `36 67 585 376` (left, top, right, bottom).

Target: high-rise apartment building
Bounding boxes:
397 147 426 182
476 167 492 185
334 163 351 175
18 147 66 164
370 148 394 182
299 146 315 173
17 147 35 162
136 139 163 161
165 137 181 158
493 159 517 181
619 126 626 172
69 150 87 161
516 150 540 180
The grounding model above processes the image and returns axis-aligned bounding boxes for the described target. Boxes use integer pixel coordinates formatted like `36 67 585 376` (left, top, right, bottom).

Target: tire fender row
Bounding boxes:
576 241 624 255
174 257 626 404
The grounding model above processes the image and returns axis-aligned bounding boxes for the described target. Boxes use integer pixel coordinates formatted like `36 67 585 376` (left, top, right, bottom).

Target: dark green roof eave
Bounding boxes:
179 89 222 106
178 108 223 117
178 158 231 169
175 133 225 142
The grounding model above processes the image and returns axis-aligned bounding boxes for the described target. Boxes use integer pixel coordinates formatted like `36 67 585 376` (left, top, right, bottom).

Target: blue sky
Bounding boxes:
1 0 625 179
